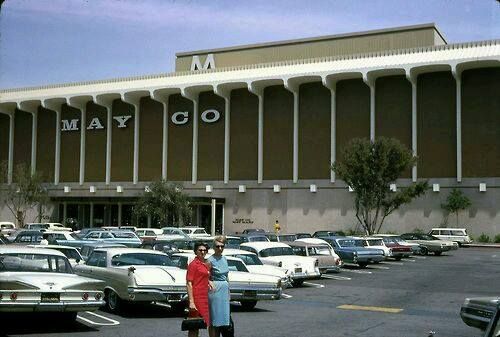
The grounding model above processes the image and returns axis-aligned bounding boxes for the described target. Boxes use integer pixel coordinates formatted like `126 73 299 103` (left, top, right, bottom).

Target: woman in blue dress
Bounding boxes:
208 236 230 337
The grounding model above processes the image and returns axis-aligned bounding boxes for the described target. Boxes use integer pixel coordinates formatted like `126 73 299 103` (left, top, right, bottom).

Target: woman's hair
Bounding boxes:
193 241 209 253
213 235 226 246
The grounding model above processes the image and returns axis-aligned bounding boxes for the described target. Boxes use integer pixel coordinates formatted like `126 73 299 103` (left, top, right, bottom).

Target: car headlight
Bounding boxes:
353 251 357 256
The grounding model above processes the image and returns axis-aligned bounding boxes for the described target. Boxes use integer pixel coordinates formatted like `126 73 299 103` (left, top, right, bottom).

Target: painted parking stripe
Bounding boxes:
342 269 372 274
77 311 120 326
413 256 427 259
338 304 403 314
281 293 293 299
368 265 390 270
303 282 325 288
406 259 416 262
385 261 404 265
322 275 352 281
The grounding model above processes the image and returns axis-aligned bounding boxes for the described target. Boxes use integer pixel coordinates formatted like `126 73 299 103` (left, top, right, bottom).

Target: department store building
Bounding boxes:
0 23 499 236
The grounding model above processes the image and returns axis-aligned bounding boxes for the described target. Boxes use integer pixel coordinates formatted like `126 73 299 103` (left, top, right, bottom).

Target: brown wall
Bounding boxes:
0 114 9 182
139 97 163 181
462 67 500 177
60 104 80 182
417 72 456 178
299 82 331 179
229 89 258 180
263 85 294 180
375 75 412 177
111 100 134 182
13 110 33 174
37 107 56 182
198 91 225 181
85 102 107 182
336 79 370 163
167 94 193 181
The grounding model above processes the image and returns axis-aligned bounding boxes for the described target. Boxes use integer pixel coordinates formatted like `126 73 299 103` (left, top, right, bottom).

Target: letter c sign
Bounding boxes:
171 111 188 125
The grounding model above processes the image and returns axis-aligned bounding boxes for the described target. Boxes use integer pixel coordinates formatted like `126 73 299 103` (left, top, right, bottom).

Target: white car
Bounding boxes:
0 246 105 321
28 245 85 267
0 222 16 236
180 226 211 238
240 242 321 287
25 223 72 232
375 234 423 255
355 237 392 259
429 228 473 246
173 253 282 310
295 237 343 263
222 248 292 287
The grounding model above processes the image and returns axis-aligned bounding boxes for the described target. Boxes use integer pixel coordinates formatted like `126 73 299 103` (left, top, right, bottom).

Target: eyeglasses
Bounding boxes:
197 249 207 252
215 245 225 248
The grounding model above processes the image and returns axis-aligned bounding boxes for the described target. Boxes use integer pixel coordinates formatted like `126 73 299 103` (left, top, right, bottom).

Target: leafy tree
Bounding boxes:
0 162 49 227
332 137 429 235
441 188 471 227
133 180 191 227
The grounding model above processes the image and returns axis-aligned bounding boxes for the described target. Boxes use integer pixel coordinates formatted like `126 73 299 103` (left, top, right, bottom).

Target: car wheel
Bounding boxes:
419 247 428 256
358 262 368 268
240 301 257 310
292 279 304 287
106 289 122 313
434 251 442 256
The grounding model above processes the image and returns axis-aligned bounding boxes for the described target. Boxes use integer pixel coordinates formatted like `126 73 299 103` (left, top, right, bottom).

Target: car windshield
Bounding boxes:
194 229 208 234
418 234 437 240
0 253 73 273
338 239 364 247
382 237 397 244
249 236 268 242
54 248 81 261
227 259 249 272
259 247 294 257
232 253 263 265
309 246 332 256
278 235 297 241
366 239 384 246
181 229 191 234
111 232 138 239
111 253 175 266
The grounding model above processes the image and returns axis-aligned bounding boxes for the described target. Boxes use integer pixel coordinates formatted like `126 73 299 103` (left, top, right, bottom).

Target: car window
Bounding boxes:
310 246 332 256
181 229 190 234
232 254 262 266
111 253 174 267
86 251 107 267
250 236 269 242
451 230 465 236
174 256 188 269
194 229 207 234
367 239 384 246
239 246 257 254
101 232 113 239
55 248 81 261
86 232 101 239
292 246 308 256
112 232 137 239
227 259 248 272
0 253 72 273
259 247 294 257
267 235 278 242
441 230 452 235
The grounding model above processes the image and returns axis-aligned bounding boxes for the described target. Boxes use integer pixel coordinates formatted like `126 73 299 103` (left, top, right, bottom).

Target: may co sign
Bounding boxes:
171 109 221 125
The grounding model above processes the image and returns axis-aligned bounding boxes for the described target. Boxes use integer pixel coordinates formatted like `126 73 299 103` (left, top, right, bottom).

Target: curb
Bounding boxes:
464 244 500 249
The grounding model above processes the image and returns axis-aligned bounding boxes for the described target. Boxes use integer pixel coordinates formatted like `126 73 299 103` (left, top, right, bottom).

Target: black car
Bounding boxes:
313 230 346 238
12 230 44 245
0 234 9 244
296 233 312 239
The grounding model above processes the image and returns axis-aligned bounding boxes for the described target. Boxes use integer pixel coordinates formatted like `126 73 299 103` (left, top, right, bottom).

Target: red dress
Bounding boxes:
186 258 211 325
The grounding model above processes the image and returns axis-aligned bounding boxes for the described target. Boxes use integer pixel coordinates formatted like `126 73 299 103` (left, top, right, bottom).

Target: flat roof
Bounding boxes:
176 23 446 57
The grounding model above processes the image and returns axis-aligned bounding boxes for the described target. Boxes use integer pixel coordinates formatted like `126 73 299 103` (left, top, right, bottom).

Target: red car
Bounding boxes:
380 237 412 259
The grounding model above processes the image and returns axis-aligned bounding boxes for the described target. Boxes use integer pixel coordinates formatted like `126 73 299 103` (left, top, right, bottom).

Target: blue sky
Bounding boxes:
0 0 498 89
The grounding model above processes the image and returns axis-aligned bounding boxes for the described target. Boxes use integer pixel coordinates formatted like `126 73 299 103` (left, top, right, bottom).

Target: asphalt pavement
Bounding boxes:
2 247 499 337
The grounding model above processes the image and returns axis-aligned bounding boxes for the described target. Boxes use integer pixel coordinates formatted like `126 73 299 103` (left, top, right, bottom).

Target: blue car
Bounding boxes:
57 230 142 249
321 236 385 268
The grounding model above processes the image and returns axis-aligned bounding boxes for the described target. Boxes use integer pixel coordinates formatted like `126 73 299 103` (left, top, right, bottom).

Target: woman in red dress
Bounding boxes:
186 242 211 337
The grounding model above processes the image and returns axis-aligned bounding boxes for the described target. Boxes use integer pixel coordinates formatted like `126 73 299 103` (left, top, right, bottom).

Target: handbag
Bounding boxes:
181 309 207 331
220 316 234 337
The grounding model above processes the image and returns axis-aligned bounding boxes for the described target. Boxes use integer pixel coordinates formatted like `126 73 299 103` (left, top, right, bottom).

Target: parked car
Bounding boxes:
241 228 266 234
375 236 412 259
400 233 455 255
80 242 127 261
0 246 105 320
160 227 191 240
355 237 392 259
375 234 424 255
25 223 72 232
236 234 270 243
321 236 385 268
58 230 142 248
74 247 188 313
0 234 9 245
28 244 84 266
461 297 500 331
429 228 473 246
135 228 163 243
483 302 500 337
179 226 211 238
11 230 44 245
264 233 298 242
287 240 342 273
296 233 312 239
240 241 321 286
313 230 345 238
172 252 282 310
0 222 16 236
225 235 243 249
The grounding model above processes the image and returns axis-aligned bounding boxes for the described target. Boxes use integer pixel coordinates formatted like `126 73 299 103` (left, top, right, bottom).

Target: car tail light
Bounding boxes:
314 259 319 267
278 261 282 267
95 293 102 300
82 293 89 301
0 293 3 300
10 292 17 301
335 258 340 265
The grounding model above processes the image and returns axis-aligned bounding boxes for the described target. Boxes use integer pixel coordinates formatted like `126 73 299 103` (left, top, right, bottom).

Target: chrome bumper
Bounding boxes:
127 287 188 303
0 300 105 312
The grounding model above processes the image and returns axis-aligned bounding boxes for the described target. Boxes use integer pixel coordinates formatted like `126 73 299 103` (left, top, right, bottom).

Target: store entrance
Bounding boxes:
191 201 224 235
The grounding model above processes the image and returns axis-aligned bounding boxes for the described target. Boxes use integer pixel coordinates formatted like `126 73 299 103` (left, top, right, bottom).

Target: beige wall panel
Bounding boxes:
111 100 134 182
139 97 163 181
198 91 225 181
375 75 412 177
13 110 32 174
0 114 9 182
462 67 500 177
85 102 106 182
60 104 80 182
167 94 192 181
177 28 436 71
336 79 370 164
37 107 56 182
299 82 331 179
417 72 456 178
229 89 258 180
263 85 293 180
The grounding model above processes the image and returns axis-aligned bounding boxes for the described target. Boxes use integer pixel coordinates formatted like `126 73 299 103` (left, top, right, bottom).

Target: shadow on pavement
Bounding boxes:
0 313 98 335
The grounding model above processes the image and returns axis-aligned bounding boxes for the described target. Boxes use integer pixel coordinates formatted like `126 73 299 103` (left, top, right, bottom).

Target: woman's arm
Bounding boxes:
187 280 197 310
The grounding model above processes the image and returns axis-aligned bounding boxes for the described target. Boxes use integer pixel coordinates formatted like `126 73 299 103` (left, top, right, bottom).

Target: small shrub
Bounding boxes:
477 233 491 243
494 234 500 244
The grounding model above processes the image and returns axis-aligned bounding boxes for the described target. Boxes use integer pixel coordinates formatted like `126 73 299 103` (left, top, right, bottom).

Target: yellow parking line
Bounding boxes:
337 304 403 313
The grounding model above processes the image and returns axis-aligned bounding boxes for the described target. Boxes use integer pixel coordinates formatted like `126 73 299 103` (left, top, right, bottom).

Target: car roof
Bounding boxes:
81 242 127 248
296 238 329 245
222 248 257 255
28 244 78 250
0 246 66 257
94 247 169 255
286 241 328 247
241 242 291 250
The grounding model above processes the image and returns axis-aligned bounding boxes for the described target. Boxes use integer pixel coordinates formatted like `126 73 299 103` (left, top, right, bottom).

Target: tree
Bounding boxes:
133 180 191 227
0 162 49 227
332 137 429 235
441 188 471 227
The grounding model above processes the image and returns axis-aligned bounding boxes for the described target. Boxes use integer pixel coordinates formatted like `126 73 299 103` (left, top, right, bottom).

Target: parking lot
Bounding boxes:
2 247 498 337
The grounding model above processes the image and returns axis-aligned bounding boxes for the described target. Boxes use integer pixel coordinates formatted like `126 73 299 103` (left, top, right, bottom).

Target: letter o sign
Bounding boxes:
201 109 220 123
171 111 188 125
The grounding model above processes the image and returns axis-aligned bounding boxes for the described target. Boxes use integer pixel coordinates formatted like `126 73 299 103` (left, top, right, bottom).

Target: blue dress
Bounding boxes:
208 255 230 327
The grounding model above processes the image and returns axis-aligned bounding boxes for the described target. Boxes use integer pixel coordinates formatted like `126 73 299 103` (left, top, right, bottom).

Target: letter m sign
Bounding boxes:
190 54 215 71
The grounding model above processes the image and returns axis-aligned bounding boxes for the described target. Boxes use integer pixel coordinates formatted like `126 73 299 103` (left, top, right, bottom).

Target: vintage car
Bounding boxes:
354 237 392 259
264 233 298 242
296 233 313 239
222 248 292 286
375 237 412 259
287 240 342 273
179 226 211 239
400 233 456 255
0 235 9 245
58 230 142 249
321 236 385 268
312 230 345 238
240 242 321 286
160 227 191 240
25 223 72 232
235 234 270 243
483 302 500 337
429 228 473 246
356 236 411 260
11 230 44 245
0 246 105 320
74 247 188 313
172 253 282 310
460 296 500 331
28 245 84 266
0 222 16 236
375 234 423 255
80 242 127 261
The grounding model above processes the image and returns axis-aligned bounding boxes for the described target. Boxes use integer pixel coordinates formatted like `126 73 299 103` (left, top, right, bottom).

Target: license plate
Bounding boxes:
294 268 302 273
243 290 257 298
41 293 60 303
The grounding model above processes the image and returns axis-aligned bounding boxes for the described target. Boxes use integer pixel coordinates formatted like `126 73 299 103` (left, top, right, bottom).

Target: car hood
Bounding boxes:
407 239 444 246
261 256 316 268
229 270 280 285
246 265 289 278
115 266 186 286
2 272 105 290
